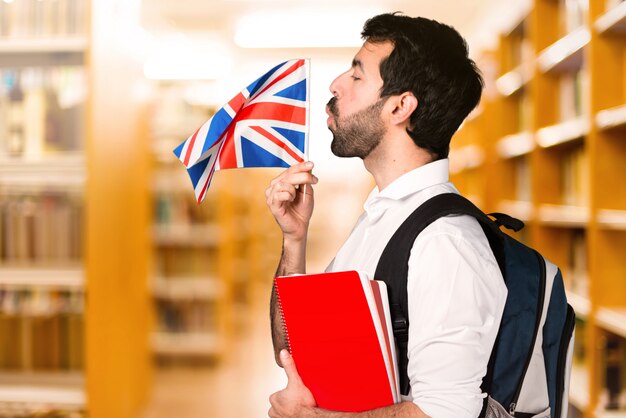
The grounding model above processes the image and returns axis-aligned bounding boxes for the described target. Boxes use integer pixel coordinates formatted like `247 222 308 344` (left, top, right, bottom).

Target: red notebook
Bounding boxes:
274 270 400 412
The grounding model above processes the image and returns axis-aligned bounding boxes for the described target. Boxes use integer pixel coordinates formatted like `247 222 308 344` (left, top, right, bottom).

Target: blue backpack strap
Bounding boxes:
374 193 507 398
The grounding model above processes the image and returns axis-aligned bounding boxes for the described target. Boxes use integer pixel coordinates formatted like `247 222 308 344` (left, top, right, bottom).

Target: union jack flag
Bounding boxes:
173 59 310 203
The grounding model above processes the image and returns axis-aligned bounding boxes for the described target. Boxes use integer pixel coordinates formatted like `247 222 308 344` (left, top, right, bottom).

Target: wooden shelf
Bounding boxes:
497 200 534 222
0 38 87 67
536 116 589 148
596 307 626 338
567 289 591 318
153 224 220 247
596 104 626 131
537 28 590 73
597 209 626 230
0 154 85 191
0 267 84 290
496 132 535 158
594 1 626 34
151 332 220 356
569 363 590 412
0 37 88 54
596 410 626 418
152 277 223 301
0 372 85 411
496 65 532 96
537 204 589 227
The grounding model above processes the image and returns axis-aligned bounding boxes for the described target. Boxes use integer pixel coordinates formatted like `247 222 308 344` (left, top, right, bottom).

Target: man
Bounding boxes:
265 13 507 418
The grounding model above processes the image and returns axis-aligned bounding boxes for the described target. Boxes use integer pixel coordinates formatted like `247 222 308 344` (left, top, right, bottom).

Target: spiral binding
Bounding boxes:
274 279 292 354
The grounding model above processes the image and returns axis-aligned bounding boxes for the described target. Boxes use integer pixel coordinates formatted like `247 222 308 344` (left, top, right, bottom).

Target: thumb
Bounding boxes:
280 349 302 385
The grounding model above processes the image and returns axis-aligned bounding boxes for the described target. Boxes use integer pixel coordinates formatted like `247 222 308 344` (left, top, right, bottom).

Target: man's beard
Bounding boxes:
328 97 387 159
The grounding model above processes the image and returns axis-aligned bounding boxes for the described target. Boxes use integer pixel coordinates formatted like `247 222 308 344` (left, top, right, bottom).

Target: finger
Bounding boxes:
290 161 314 173
275 181 298 195
284 172 319 187
280 349 302 385
266 180 301 200
271 171 317 189
268 182 297 204
270 162 315 187
270 191 297 208
268 392 281 417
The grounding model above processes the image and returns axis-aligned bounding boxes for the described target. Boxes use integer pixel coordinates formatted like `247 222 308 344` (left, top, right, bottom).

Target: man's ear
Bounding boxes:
389 92 418 125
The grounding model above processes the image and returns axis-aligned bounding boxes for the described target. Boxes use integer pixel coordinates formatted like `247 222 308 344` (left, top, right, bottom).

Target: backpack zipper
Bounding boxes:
554 304 576 418
509 250 547 416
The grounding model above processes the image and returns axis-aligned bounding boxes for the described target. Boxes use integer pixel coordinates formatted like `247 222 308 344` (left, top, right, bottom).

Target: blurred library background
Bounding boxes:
0 0 625 417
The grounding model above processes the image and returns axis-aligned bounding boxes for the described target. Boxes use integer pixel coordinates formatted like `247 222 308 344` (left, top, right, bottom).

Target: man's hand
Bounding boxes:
265 162 318 242
269 350 317 418
268 162 317 359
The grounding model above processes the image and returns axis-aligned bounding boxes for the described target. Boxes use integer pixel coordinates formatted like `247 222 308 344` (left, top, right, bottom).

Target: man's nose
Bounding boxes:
329 75 341 98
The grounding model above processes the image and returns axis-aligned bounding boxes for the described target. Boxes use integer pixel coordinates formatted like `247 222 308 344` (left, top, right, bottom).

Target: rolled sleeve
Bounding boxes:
405 217 507 418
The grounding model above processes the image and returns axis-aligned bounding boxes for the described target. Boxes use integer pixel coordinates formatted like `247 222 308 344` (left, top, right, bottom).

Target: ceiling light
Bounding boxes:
234 8 382 48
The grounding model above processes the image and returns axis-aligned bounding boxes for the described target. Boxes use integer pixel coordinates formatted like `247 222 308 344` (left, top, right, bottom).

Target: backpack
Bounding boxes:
374 193 576 418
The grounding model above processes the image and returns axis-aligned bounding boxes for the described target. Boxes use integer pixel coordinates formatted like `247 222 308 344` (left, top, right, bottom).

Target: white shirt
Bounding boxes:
326 159 507 418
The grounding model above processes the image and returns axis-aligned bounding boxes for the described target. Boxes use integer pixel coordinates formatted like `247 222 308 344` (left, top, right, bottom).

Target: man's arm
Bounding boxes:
274 402 425 418
265 162 317 366
270 238 307 363
268 350 430 418
283 402 427 418
270 283 288 363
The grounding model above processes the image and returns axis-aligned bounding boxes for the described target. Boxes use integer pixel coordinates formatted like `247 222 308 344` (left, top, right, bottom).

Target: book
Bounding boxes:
567 229 588 297
604 336 624 410
515 156 532 202
274 270 400 412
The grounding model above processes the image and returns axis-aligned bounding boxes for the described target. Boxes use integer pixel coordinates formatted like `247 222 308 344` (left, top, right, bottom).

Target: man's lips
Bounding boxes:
325 106 334 125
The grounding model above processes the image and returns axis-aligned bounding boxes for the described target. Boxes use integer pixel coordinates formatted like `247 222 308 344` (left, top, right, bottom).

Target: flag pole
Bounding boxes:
302 58 311 204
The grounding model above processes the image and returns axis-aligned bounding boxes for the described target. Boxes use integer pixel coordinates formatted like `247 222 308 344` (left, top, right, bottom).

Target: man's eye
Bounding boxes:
351 75 361 81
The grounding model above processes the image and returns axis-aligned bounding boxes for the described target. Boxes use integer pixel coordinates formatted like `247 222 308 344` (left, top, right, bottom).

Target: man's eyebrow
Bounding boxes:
352 58 364 72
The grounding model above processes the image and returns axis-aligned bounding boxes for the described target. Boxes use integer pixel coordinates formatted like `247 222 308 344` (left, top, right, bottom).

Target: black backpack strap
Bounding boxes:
488 212 524 232
374 193 508 397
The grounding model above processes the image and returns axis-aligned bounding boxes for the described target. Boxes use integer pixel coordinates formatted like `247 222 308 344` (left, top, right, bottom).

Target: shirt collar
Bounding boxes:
363 159 450 218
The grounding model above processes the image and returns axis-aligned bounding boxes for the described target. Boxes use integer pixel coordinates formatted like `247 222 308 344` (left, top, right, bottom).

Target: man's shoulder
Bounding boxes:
415 210 494 257
410 209 505 286
404 188 485 242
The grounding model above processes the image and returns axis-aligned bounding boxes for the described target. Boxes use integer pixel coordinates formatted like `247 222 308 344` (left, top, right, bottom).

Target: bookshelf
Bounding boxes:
0 1 152 417
0 372 85 415
149 82 238 365
450 52 499 210
495 10 534 223
451 0 626 416
147 78 290 365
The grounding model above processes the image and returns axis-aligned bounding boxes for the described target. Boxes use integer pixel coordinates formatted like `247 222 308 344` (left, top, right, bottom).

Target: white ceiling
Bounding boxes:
140 0 499 50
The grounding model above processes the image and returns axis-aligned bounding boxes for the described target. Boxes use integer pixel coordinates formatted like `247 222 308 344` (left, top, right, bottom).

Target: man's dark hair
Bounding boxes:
362 13 484 160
